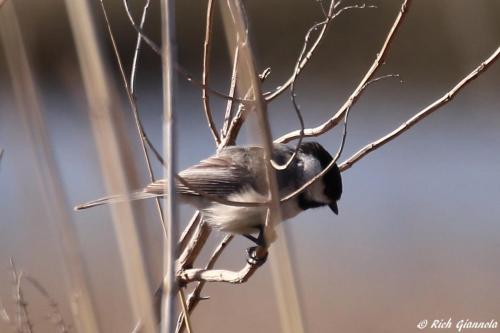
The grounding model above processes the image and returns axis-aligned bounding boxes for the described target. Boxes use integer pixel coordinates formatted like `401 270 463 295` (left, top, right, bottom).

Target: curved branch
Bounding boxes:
122 0 252 105
175 234 234 333
201 0 221 145
179 245 267 284
130 0 151 94
100 0 167 237
264 2 376 102
339 45 500 172
275 0 412 144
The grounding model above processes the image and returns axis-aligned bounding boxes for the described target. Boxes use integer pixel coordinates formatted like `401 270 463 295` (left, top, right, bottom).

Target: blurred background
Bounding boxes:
1 0 500 332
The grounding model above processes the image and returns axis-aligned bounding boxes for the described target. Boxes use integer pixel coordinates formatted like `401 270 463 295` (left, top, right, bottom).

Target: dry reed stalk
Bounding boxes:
63 0 156 331
0 3 99 332
160 0 179 332
218 1 306 332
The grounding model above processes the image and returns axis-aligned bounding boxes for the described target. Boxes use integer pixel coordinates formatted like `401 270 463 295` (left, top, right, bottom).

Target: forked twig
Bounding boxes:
121 0 252 105
130 0 151 94
276 0 412 144
175 234 234 333
264 1 376 102
99 0 167 238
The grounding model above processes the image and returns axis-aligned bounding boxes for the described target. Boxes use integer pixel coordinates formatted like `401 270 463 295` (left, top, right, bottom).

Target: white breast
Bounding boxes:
202 187 303 235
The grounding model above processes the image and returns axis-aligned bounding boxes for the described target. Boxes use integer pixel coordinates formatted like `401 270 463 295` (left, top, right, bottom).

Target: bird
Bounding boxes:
75 141 342 249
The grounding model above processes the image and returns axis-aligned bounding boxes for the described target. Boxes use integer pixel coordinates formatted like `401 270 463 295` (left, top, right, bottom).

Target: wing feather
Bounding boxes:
144 151 258 198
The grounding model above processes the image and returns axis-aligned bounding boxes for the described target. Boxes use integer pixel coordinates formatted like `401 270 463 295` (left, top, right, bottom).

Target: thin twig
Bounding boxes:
123 0 161 54
340 45 500 172
177 289 193 333
264 0 335 101
279 89 350 204
130 0 151 94
178 212 202 250
175 234 233 333
264 2 376 102
202 0 221 145
221 46 240 138
270 13 318 170
121 0 251 105
178 238 267 282
276 0 411 144
177 220 211 272
100 0 167 238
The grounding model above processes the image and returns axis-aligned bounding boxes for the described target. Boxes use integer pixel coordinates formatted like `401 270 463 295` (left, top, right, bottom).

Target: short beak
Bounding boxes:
329 202 339 215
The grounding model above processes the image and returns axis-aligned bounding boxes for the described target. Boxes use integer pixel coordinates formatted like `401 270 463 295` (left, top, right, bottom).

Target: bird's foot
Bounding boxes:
246 246 268 266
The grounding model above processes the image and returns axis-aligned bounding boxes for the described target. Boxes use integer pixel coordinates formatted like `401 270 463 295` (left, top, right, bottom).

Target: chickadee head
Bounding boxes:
298 142 343 215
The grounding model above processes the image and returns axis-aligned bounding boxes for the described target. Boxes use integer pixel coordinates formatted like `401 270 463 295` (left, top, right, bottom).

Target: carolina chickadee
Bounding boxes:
76 141 342 244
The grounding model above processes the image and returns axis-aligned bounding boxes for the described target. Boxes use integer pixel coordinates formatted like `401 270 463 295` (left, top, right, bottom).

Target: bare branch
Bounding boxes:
178 212 202 250
264 0 335 102
274 3 382 171
221 46 240 138
177 289 193 333
276 0 412 144
280 90 351 203
175 234 234 333
177 220 211 271
264 1 376 102
220 65 272 147
130 0 151 94
339 45 500 172
179 245 267 284
123 0 161 54
121 0 252 105
99 0 167 238
202 0 221 145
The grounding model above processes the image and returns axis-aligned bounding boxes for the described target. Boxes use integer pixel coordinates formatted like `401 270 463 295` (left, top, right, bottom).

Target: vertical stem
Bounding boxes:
219 1 306 332
0 4 100 333
160 0 179 332
63 0 156 331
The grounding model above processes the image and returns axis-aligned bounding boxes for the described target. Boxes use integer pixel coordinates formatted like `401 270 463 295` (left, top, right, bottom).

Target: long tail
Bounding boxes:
74 191 164 211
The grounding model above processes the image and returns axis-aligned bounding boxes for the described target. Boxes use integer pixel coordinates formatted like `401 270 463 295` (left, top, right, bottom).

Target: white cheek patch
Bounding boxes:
301 155 330 204
308 180 330 204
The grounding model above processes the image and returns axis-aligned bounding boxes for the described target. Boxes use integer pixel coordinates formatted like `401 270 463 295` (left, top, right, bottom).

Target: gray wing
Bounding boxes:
144 151 259 198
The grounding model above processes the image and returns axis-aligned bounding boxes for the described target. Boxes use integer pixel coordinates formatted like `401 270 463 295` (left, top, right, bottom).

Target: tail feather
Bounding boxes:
74 191 164 211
